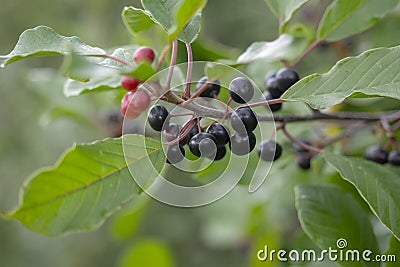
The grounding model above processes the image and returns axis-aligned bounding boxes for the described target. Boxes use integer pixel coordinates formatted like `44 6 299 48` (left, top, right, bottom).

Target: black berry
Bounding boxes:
162 123 181 142
181 124 202 146
148 105 169 131
275 68 299 93
230 132 256 156
229 77 254 103
206 123 230 146
196 77 220 98
388 151 400 166
231 107 258 134
264 74 282 99
257 140 282 161
206 145 227 161
364 145 388 164
293 140 312 153
261 91 282 112
166 145 185 164
188 133 217 157
296 155 312 170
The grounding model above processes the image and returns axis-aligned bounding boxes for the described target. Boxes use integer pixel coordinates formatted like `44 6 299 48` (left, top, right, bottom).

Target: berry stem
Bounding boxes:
156 43 171 71
392 120 400 131
281 124 322 154
290 40 321 68
184 42 193 99
190 80 211 99
165 39 178 91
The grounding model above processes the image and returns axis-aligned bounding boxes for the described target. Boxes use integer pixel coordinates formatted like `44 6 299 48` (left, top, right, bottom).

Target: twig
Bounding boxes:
184 42 193 99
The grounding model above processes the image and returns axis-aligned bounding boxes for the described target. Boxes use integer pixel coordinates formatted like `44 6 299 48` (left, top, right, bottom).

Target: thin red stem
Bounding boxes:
290 40 321 68
156 44 171 71
87 54 132 67
165 39 178 91
184 42 193 98
281 124 322 154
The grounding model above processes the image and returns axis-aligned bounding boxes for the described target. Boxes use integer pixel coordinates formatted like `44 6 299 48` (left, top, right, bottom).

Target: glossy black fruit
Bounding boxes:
261 91 282 112
230 132 256 156
231 107 258 133
162 123 181 142
148 105 169 131
206 145 227 161
206 123 230 146
275 68 299 93
188 133 217 157
196 76 221 98
264 74 282 99
296 155 312 170
364 145 388 164
388 151 400 166
229 77 254 103
181 124 202 145
166 145 185 164
293 140 312 153
257 140 282 161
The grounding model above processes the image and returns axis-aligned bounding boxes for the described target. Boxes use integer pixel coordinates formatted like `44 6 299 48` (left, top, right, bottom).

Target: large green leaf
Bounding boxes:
283 45 400 109
169 0 207 42
2 135 165 236
0 25 104 67
237 25 312 64
385 236 400 267
296 185 380 267
264 0 312 33
141 0 205 43
323 151 400 241
121 6 157 36
318 0 399 41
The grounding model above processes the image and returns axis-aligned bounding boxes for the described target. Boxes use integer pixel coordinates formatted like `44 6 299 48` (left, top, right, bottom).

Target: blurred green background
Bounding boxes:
0 0 399 266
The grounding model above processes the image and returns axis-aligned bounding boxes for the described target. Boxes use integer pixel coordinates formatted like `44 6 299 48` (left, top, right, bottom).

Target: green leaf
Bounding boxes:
141 0 205 43
118 238 174 267
63 48 134 97
295 185 380 267
0 25 104 67
318 0 399 41
169 0 207 42
121 6 157 36
123 62 156 81
237 31 311 64
385 236 400 267
264 0 312 33
323 151 400 242
2 135 165 236
283 45 400 109
177 13 202 43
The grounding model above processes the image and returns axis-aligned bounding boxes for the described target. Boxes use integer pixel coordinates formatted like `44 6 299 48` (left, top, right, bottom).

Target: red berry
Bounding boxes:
121 92 140 119
121 76 141 91
131 90 151 112
133 46 155 64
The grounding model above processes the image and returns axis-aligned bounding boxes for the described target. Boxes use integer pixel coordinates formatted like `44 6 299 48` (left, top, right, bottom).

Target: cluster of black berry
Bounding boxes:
144 68 300 165
364 145 400 166
262 68 299 112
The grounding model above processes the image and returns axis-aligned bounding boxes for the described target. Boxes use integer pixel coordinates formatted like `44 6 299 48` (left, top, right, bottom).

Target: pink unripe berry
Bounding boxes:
133 46 155 64
120 90 151 119
121 76 141 91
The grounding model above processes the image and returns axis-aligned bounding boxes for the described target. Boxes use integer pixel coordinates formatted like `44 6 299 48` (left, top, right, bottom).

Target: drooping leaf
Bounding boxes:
0 25 104 67
295 185 380 267
2 135 165 236
141 0 205 43
237 28 311 64
121 6 157 36
318 0 399 41
63 48 135 97
323 151 400 241
169 0 207 42
283 45 400 109
264 0 312 33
